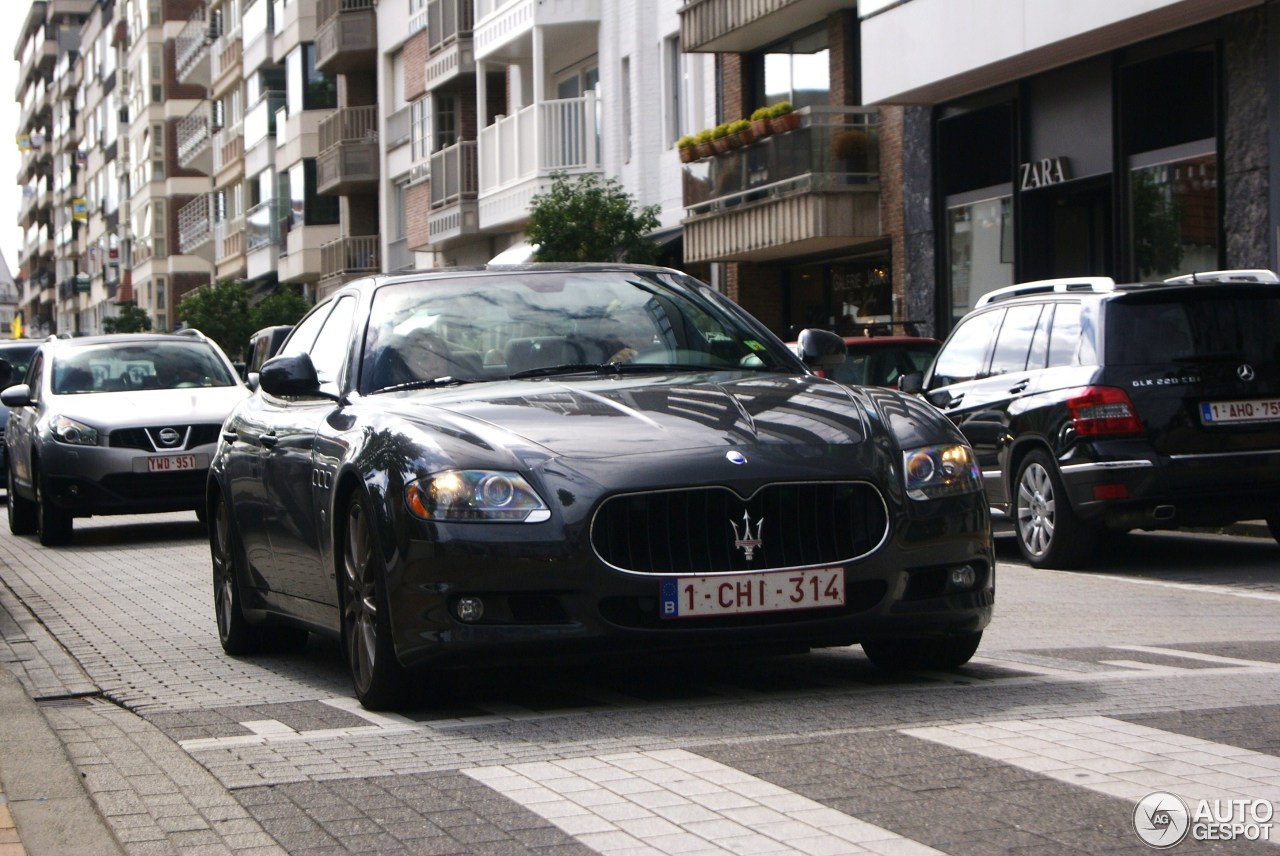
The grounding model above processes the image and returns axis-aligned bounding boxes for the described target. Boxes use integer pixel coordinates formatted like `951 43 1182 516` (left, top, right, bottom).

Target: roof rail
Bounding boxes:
1162 269 1280 284
975 276 1116 307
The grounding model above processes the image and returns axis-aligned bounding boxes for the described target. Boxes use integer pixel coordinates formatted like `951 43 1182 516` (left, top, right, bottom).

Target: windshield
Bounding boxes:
51 340 239 394
359 270 797 394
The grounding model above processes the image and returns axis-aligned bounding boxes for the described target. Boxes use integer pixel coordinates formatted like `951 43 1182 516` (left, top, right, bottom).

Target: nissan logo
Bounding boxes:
157 427 181 447
1238 364 1256 382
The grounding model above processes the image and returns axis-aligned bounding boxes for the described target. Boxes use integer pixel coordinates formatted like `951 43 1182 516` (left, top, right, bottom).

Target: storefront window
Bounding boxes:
1130 149 1217 280
947 193 1013 327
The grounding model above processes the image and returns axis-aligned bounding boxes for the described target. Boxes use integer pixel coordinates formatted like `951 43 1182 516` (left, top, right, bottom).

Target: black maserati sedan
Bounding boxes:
208 264 993 708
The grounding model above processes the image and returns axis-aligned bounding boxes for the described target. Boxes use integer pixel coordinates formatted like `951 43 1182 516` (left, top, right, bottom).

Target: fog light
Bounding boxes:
1093 483 1129 500
456 597 484 623
948 565 976 590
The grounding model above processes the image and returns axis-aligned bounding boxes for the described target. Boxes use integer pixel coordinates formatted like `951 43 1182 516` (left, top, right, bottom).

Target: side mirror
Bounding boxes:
258 354 322 398
1 384 33 408
898 371 924 394
796 328 847 370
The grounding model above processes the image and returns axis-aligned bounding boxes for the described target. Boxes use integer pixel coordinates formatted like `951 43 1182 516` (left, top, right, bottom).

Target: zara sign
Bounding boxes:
1019 156 1071 191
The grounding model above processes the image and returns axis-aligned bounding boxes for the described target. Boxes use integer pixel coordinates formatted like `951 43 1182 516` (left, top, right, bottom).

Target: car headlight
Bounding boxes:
405 470 551 523
903 444 980 500
51 415 100 446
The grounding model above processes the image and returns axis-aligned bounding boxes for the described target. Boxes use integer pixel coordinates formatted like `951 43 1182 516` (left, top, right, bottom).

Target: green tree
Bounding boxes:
251 286 310 329
177 279 255 357
525 172 662 264
102 302 152 334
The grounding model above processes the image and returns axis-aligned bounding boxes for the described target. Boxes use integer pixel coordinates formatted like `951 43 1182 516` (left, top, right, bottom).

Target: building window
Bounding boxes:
752 26 829 111
433 94 455 150
286 44 336 115
289 159 339 227
947 191 1013 327
664 34 684 147
621 56 632 163
411 97 430 161
1129 148 1217 280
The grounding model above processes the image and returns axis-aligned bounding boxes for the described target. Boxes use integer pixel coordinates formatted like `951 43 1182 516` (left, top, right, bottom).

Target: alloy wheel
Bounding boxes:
342 501 379 696
1016 461 1055 559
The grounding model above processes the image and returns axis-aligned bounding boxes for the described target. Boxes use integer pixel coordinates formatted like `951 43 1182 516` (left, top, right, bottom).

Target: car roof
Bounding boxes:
43 333 211 348
975 269 1280 307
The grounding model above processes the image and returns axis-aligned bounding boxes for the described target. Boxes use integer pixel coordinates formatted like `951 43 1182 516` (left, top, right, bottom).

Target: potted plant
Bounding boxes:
693 128 715 160
831 127 869 165
750 106 773 139
768 101 800 134
676 134 698 164
710 122 734 154
727 119 755 148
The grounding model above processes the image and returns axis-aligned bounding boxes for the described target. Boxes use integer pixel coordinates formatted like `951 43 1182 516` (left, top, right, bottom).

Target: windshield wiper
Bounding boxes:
374 376 477 393
507 363 615 379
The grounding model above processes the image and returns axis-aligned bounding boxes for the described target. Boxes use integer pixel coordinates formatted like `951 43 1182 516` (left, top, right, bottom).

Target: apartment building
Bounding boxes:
860 0 1278 335
18 0 719 331
677 0 903 337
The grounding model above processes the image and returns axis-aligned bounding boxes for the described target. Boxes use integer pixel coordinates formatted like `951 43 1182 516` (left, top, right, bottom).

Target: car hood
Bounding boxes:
384 373 870 459
52 386 249 427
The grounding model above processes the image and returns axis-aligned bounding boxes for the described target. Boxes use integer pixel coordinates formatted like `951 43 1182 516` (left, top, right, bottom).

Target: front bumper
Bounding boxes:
384 491 994 671
37 441 210 515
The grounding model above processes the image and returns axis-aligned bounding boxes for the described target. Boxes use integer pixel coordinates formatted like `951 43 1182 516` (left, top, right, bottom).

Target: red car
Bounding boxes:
789 335 941 388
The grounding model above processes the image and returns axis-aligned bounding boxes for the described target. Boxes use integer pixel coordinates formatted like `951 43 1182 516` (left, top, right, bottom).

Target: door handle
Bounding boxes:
221 430 238 443
1007 380 1029 394
260 432 278 448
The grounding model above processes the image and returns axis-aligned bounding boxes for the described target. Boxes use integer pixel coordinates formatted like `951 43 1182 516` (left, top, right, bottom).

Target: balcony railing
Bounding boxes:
386 105 412 149
682 107 879 214
178 195 213 254
478 92 600 196
244 91 286 150
215 214 245 264
175 7 216 87
475 0 600 60
176 109 212 172
315 0 377 74
213 118 245 174
681 107 882 264
431 141 478 208
320 234 379 285
211 20 243 83
317 106 379 195
429 0 474 52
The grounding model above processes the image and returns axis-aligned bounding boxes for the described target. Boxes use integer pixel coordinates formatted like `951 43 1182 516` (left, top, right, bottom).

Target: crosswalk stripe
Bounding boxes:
902 716 1280 807
464 748 948 856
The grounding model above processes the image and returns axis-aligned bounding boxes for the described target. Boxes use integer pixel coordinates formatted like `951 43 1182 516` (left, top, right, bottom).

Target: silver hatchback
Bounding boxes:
2 333 248 545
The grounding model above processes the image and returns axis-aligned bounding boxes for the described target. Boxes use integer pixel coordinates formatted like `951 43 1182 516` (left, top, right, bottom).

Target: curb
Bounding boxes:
0 668 124 856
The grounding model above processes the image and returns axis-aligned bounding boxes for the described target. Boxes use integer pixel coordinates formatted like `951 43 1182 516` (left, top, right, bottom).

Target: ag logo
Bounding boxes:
1134 791 1190 848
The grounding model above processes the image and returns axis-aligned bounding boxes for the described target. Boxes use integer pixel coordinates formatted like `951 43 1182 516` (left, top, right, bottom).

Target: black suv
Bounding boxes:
904 269 1280 568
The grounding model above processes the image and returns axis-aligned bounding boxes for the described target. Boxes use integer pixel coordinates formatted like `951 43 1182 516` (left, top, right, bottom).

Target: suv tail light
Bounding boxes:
1065 386 1144 436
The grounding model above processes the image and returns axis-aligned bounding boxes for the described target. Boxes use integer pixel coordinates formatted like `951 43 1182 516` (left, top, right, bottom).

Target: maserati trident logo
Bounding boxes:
730 511 763 561
1238 363 1256 382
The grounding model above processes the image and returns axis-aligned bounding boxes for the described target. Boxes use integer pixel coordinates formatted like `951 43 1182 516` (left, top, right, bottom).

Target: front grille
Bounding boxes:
109 424 222 451
591 482 889 574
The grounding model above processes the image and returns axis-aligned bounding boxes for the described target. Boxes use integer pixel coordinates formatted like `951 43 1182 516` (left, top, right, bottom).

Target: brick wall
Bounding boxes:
164 40 205 102
164 117 204 179
828 10 858 107
722 54 747 121
405 181 432 251
404 32 427 102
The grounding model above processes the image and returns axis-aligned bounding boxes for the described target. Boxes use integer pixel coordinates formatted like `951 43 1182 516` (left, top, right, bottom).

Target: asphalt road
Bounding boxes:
1 512 1278 855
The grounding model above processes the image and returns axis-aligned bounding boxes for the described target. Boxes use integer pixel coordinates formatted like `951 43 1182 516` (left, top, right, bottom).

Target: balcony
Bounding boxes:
316 106 379 195
474 0 598 61
245 198 289 254
478 92 600 230
21 34 57 88
244 91 286 152
176 107 213 174
320 234 378 293
428 141 479 249
681 107 882 263
215 214 245 268
423 0 475 91
175 8 216 88
315 0 376 75
679 0 848 53
210 20 242 93
213 118 245 178
178 195 214 258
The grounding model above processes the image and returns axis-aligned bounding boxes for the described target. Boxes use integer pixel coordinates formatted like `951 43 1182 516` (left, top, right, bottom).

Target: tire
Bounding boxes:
211 494 306 655
34 468 72 547
341 493 410 710
1012 449 1097 569
7 464 36 536
862 631 983 672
